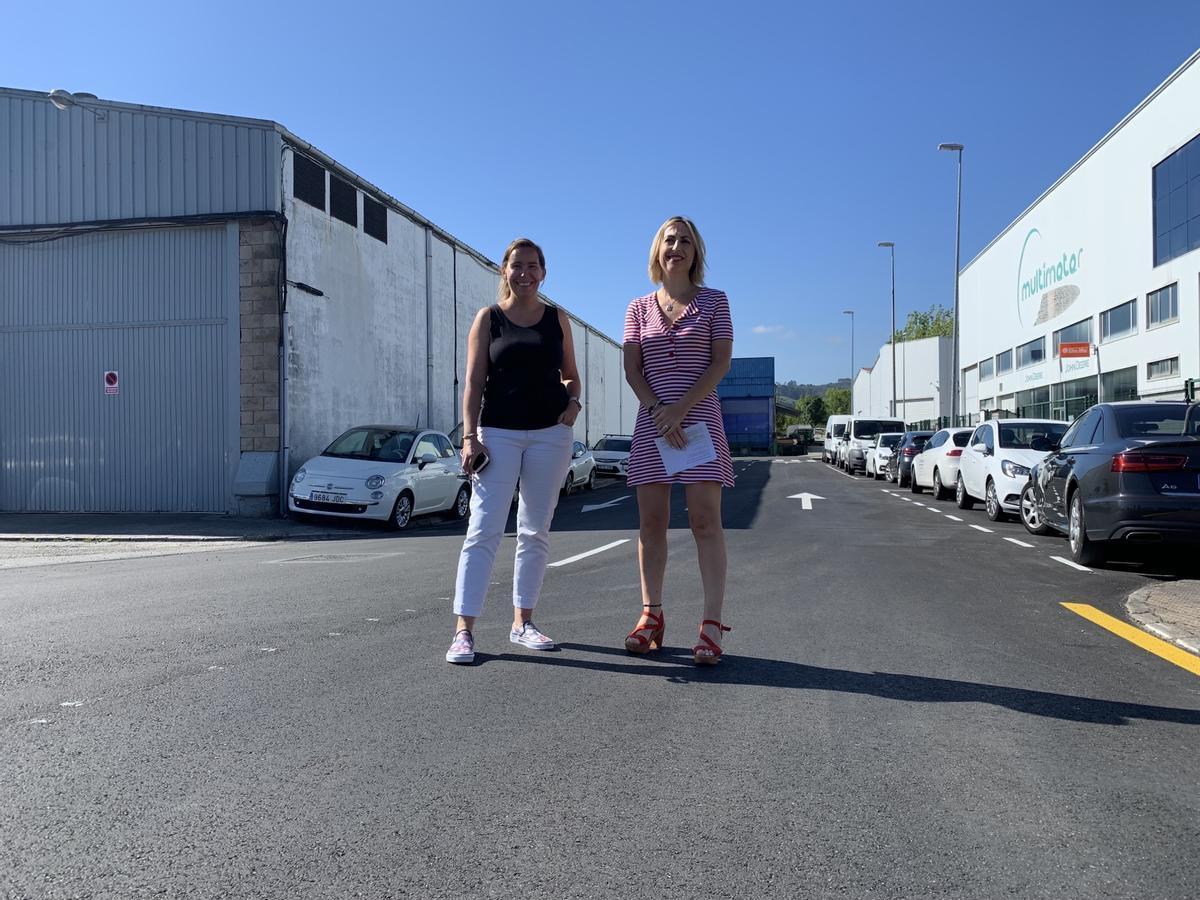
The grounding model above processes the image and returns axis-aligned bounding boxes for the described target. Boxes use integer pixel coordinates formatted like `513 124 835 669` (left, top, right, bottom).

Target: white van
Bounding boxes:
823 415 851 464
843 416 907 474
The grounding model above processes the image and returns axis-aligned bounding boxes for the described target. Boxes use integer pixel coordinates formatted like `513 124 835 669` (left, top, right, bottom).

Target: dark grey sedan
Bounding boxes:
1020 401 1200 565
885 431 934 486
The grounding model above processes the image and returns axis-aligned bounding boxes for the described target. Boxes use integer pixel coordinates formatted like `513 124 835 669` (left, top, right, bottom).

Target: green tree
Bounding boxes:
797 395 827 425
823 387 850 415
892 304 954 342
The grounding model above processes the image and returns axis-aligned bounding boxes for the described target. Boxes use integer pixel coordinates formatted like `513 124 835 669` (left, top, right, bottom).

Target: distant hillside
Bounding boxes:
776 378 851 400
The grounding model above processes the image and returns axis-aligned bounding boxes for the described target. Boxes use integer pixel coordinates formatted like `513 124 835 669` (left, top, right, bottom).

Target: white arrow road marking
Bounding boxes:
786 492 825 510
549 539 631 568
1052 555 1092 572
582 495 632 513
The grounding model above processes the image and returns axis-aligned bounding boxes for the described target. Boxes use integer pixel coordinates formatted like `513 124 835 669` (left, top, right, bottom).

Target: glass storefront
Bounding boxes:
1050 375 1098 422
1100 365 1139 402
1016 386 1051 418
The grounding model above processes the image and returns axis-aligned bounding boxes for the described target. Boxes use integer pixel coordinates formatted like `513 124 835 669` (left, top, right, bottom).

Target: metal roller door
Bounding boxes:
0 223 240 512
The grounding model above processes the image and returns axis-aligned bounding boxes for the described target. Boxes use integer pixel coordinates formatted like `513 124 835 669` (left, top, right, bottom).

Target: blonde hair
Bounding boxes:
497 237 546 303
648 216 706 286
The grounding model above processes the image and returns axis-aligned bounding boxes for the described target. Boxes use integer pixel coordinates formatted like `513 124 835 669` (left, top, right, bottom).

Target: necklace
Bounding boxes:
659 289 691 316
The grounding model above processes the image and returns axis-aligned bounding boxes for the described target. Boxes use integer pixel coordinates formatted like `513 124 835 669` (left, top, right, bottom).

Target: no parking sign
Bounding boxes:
104 371 119 396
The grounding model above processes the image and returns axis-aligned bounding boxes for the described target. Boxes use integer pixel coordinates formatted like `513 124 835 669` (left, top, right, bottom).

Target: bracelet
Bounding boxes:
463 432 478 439
569 396 583 410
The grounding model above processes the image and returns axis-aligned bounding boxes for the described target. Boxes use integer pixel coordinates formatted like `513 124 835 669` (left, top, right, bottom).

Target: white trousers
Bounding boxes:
453 424 574 618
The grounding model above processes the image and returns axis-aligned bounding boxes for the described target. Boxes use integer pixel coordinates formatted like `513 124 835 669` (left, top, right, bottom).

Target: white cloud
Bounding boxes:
752 324 784 335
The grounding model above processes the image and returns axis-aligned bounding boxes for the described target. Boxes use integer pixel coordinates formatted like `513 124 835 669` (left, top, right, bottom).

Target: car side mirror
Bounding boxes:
418 452 438 468
573 448 584 459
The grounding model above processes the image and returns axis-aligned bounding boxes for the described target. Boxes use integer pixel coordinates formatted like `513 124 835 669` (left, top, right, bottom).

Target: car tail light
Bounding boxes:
903 447 917 457
946 448 963 457
1111 452 1187 472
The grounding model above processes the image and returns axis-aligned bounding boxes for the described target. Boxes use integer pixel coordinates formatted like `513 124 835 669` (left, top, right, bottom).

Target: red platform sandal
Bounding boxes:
624 604 665 654
693 619 731 665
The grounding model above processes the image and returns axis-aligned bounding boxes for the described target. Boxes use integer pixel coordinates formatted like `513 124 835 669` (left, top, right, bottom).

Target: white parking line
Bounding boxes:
548 539 631 568
1005 537 1035 548
925 506 941 513
1051 555 1092 573
912 502 925 507
945 515 963 522
969 524 994 533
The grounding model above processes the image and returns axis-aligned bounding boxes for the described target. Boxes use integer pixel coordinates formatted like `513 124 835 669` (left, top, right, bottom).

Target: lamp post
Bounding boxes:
842 308 855 408
878 241 896 418
938 142 963 424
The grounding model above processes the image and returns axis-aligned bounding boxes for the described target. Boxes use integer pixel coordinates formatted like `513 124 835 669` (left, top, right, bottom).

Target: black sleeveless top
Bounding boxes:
480 304 570 430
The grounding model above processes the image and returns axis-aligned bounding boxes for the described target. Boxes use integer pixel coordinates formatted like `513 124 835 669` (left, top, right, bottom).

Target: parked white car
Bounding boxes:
844 417 906 474
288 425 470 529
563 439 598 494
592 435 631 478
865 432 904 479
910 427 974 499
955 418 1070 521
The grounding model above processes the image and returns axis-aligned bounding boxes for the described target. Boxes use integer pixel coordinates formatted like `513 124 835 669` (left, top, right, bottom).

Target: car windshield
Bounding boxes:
853 420 903 439
1114 406 1189 438
593 438 631 452
322 428 416 462
832 424 846 437
998 423 1068 449
879 434 903 448
952 432 971 447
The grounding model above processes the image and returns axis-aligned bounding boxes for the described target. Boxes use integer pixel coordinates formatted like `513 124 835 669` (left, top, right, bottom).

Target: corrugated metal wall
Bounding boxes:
0 90 281 227
719 357 775 452
0 224 239 511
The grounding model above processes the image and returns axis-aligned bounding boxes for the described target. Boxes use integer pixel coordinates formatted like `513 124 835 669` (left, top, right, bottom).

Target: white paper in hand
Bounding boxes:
654 422 717 476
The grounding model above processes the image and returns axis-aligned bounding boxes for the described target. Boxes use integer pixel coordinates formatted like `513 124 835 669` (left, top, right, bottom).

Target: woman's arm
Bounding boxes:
651 339 732 441
460 307 491 469
557 307 582 426
622 343 660 409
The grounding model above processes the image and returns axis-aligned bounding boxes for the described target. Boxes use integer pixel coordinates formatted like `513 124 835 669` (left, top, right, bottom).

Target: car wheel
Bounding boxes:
932 468 948 500
1020 482 1050 536
910 470 923 494
985 479 1007 522
587 467 597 490
1068 491 1105 567
955 474 975 510
562 472 574 496
452 485 470 520
390 492 414 530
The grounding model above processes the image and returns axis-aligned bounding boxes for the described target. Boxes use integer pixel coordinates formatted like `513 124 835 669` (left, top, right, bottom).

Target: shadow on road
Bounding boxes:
476 641 1200 727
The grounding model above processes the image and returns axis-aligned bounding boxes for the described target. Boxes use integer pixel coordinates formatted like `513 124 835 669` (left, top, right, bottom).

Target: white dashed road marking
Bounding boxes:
969 524 994 533
945 515 963 522
549 539 631 568
1051 555 1092 573
1005 537 1035 548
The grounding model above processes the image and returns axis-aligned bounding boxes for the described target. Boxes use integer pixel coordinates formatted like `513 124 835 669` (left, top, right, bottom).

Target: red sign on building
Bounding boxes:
1058 342 1091 359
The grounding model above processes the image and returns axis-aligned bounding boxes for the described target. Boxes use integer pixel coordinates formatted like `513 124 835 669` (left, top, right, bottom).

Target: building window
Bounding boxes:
980 397 993 410
363 195 387 243
1153 131 1200 266
293 154 326 211
1052 317 1092 356
1100 366 1138 402
329 174 358 227
1147 282 1178 328
979 358 994 381
1016 337 1045 369
1147 356 1180 380
996 349 1013 375
1016 386 1051 418
1100 298 1137 342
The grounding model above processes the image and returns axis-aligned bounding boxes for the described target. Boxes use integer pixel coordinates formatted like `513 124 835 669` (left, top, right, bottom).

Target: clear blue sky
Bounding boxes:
6 2 1200 385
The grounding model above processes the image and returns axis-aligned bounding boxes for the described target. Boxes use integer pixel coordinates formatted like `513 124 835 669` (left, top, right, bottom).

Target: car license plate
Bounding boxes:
310 491 347 503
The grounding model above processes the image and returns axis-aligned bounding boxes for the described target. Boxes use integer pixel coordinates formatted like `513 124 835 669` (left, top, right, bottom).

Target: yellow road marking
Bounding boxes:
1061 603 1200 677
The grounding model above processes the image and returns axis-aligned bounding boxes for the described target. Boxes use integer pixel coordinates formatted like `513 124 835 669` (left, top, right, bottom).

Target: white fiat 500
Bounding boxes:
288 425 470 529
955 418 1069 521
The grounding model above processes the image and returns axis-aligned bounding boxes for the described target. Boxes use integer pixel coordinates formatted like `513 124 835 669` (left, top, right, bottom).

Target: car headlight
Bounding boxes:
365 474 385 490
293 467 306 484
1001 460 1030 478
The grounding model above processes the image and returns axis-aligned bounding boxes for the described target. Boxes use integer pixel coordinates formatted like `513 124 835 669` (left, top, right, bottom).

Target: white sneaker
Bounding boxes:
509 621 555 650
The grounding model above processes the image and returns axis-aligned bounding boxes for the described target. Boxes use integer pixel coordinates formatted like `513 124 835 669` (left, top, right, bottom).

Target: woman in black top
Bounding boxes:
445 238 583 664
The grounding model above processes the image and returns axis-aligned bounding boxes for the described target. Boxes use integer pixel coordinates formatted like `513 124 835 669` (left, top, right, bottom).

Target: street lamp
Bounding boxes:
939 142 963 424
842 308 855 403
878 241 896 418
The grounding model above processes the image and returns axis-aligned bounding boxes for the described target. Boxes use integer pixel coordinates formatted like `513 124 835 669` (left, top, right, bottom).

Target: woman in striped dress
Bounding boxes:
621 216 735 665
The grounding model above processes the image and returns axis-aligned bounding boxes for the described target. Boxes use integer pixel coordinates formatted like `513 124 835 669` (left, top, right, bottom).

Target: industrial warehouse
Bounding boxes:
0 87 638 515
957 49 1200 419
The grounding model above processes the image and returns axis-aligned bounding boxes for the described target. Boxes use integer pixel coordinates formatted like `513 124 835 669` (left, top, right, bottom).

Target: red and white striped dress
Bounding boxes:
623 288 735 487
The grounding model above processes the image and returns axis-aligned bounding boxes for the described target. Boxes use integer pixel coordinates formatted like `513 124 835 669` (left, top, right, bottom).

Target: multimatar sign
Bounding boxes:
1058 342 1091 358
104 370 119 395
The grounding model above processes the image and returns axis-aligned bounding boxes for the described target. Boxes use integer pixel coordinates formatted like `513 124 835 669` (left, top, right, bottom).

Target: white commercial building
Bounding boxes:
958 50 1200 422
852 335 952 424
0 87 637 515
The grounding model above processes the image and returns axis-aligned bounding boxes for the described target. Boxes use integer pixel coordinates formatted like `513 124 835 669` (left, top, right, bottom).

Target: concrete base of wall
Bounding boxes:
233 451 280 518
235 495 278 518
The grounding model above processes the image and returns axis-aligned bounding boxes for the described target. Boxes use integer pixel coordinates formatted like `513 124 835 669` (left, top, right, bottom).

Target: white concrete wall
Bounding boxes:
853 336 951 422
960 52 1200 414
282 147 634 473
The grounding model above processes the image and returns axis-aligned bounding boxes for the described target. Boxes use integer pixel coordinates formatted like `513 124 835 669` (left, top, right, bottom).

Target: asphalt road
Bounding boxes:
3 458 1199 899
